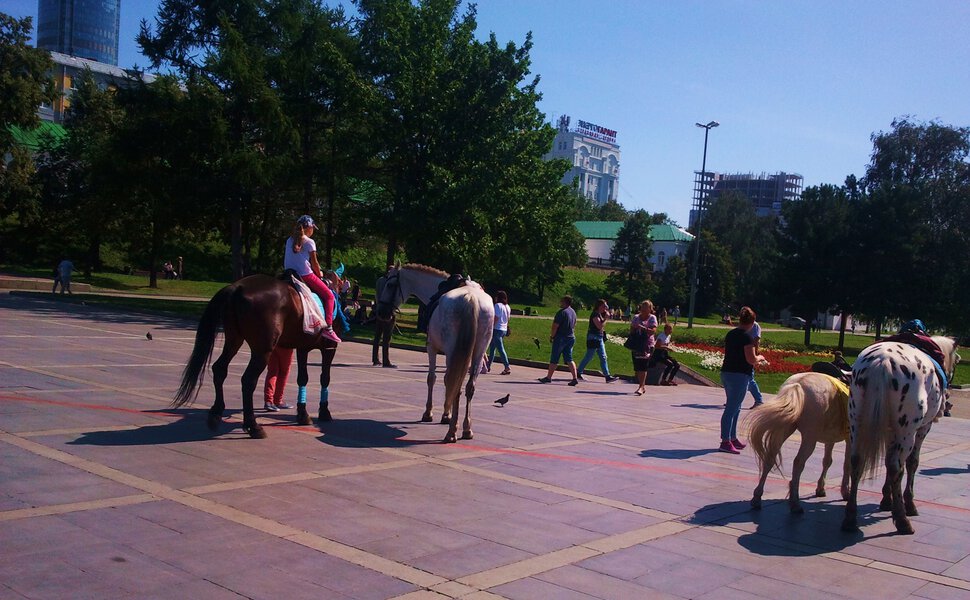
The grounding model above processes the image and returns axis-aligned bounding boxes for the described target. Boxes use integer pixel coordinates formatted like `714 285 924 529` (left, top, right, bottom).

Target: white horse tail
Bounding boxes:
746 378 805 476
451 290 481 379
852 355 892 480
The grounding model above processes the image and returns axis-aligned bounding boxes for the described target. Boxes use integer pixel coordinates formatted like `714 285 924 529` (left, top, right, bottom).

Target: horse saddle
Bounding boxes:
881 332 948 390
417 274 466 333
811 361 852 385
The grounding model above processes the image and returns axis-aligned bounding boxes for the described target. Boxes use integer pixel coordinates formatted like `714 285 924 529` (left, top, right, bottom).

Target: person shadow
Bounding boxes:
639 448 719 459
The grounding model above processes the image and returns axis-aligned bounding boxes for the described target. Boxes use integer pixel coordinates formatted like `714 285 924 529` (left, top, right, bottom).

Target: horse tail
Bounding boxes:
172 285 231 407
745 377 805 476
452 291 480 378
852 356 892 480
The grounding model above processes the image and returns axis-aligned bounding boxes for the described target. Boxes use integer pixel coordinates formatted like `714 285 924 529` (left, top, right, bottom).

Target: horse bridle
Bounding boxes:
376 272 404 322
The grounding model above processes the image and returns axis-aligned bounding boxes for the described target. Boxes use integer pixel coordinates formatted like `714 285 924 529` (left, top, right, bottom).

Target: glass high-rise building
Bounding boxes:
36 0 121 66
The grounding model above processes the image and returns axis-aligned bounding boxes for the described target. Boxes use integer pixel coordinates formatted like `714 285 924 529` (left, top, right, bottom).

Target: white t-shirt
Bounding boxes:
656 332 671 347
749 321 762 343
284 236 316 276
493 303 510 332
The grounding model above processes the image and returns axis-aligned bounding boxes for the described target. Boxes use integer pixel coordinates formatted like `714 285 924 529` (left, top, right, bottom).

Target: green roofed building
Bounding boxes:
8 121 67 152
573 220 694 272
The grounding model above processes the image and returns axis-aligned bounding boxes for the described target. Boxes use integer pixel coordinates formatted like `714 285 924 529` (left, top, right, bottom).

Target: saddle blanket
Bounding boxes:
821 374 850 439
292 278 327 334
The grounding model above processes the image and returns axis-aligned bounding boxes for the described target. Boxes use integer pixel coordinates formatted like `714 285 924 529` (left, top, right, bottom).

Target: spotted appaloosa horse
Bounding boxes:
842 336 960 534
172 274 339 438
747 372 851 514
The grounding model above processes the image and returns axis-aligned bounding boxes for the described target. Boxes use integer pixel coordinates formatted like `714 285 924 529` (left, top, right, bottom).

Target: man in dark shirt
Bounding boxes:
538 296 579 385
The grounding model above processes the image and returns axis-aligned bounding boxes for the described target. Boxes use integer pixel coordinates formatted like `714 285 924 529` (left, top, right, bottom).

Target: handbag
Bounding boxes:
623 329 644 350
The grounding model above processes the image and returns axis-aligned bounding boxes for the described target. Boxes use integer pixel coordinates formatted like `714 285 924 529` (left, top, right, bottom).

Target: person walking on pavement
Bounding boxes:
54 258 74 294
538 296 579 385
576 299 619 383
487 290 512 375
372 265 396 368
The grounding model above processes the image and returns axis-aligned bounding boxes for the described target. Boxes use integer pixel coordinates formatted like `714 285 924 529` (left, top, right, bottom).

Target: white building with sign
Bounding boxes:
545 115 620 205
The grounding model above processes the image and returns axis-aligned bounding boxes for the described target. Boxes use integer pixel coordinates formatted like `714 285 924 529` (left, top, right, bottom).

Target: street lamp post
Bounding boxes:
687 120 719 329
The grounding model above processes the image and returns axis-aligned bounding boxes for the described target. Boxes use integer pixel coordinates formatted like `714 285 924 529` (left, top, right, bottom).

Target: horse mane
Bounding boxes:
932 335 961 374
402 263 450 278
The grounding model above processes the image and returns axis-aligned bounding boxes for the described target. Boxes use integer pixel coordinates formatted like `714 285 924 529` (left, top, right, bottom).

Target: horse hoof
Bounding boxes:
815 489 827 498
318 409 332 422
750 498 762 511
841 518 859 533
879 499 892 511
206 414 221 431
906 506 919 517
246 425 267 439
421 414 433 423
461 431 473 440
894 519 915 535
789 504 805 515
297 412 312 426
439 416 450 425
443 434 457 444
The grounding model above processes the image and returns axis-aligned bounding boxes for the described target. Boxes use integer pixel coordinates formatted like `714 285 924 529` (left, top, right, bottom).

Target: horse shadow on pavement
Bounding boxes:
686 498 886 556
315 418 424 448
66 408 244 446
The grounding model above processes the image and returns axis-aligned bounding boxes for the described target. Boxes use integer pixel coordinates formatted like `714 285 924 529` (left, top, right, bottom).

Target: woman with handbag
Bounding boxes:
576 299 619 383
629 300 657 395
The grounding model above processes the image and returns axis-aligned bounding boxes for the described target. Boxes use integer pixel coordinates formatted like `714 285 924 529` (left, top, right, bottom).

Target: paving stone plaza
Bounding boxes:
2 292 970 599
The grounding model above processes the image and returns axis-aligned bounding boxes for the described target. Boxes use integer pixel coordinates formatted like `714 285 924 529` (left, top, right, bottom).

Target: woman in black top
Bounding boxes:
719 307 767 454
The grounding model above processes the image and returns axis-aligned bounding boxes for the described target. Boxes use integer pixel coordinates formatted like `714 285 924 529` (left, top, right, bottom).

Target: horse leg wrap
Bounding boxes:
319 387 329 409
297 386 307 405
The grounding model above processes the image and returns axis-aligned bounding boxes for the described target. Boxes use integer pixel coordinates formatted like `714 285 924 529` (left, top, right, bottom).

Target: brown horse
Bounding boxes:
173 273 338 438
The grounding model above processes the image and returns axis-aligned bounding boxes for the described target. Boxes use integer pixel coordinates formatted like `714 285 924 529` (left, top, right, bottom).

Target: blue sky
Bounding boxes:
8 0 970 226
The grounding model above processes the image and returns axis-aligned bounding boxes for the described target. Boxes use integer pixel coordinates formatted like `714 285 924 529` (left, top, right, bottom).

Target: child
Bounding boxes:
650 323 681 386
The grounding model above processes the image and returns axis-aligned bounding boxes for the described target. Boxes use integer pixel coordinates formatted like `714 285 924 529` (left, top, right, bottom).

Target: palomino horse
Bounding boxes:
747 372 851 513
375 264 494 442
173 274 339 438
842 336 960 534
425 281 494 443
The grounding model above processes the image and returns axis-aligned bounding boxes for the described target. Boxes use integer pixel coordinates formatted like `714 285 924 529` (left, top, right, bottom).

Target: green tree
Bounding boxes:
606 210 656 307
597 199 628 221
139 0 294 280
0 13 55 217
34 70 124 272
774 184 855 345
686 230 735 318
356 0 583 289
702 191 777 308
655 255 688 312
859 117 970 334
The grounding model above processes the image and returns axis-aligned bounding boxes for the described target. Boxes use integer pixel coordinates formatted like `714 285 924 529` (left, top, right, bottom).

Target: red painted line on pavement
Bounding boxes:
0 393 183 418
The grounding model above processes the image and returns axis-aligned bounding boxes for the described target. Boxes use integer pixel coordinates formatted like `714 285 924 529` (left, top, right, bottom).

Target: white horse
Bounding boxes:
746 372 851 513
842 336 960 534
426 280 494 443
374 264 494 442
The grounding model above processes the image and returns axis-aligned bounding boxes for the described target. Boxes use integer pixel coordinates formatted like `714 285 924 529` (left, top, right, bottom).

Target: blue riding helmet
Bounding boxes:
899 319 927 335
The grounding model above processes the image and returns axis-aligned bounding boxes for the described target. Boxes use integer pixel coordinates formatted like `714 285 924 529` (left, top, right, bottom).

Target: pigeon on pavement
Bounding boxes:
532 337 541 349
494 394 510 406
146 332 153 341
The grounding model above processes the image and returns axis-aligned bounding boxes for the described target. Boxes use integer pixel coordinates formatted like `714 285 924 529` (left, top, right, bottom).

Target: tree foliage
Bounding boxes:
0 13 55 217
606 210 656 307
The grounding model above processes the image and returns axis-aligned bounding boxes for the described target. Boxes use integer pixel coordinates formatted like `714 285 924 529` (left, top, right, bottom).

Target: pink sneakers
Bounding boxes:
321 326 341 344
718 441 741 454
